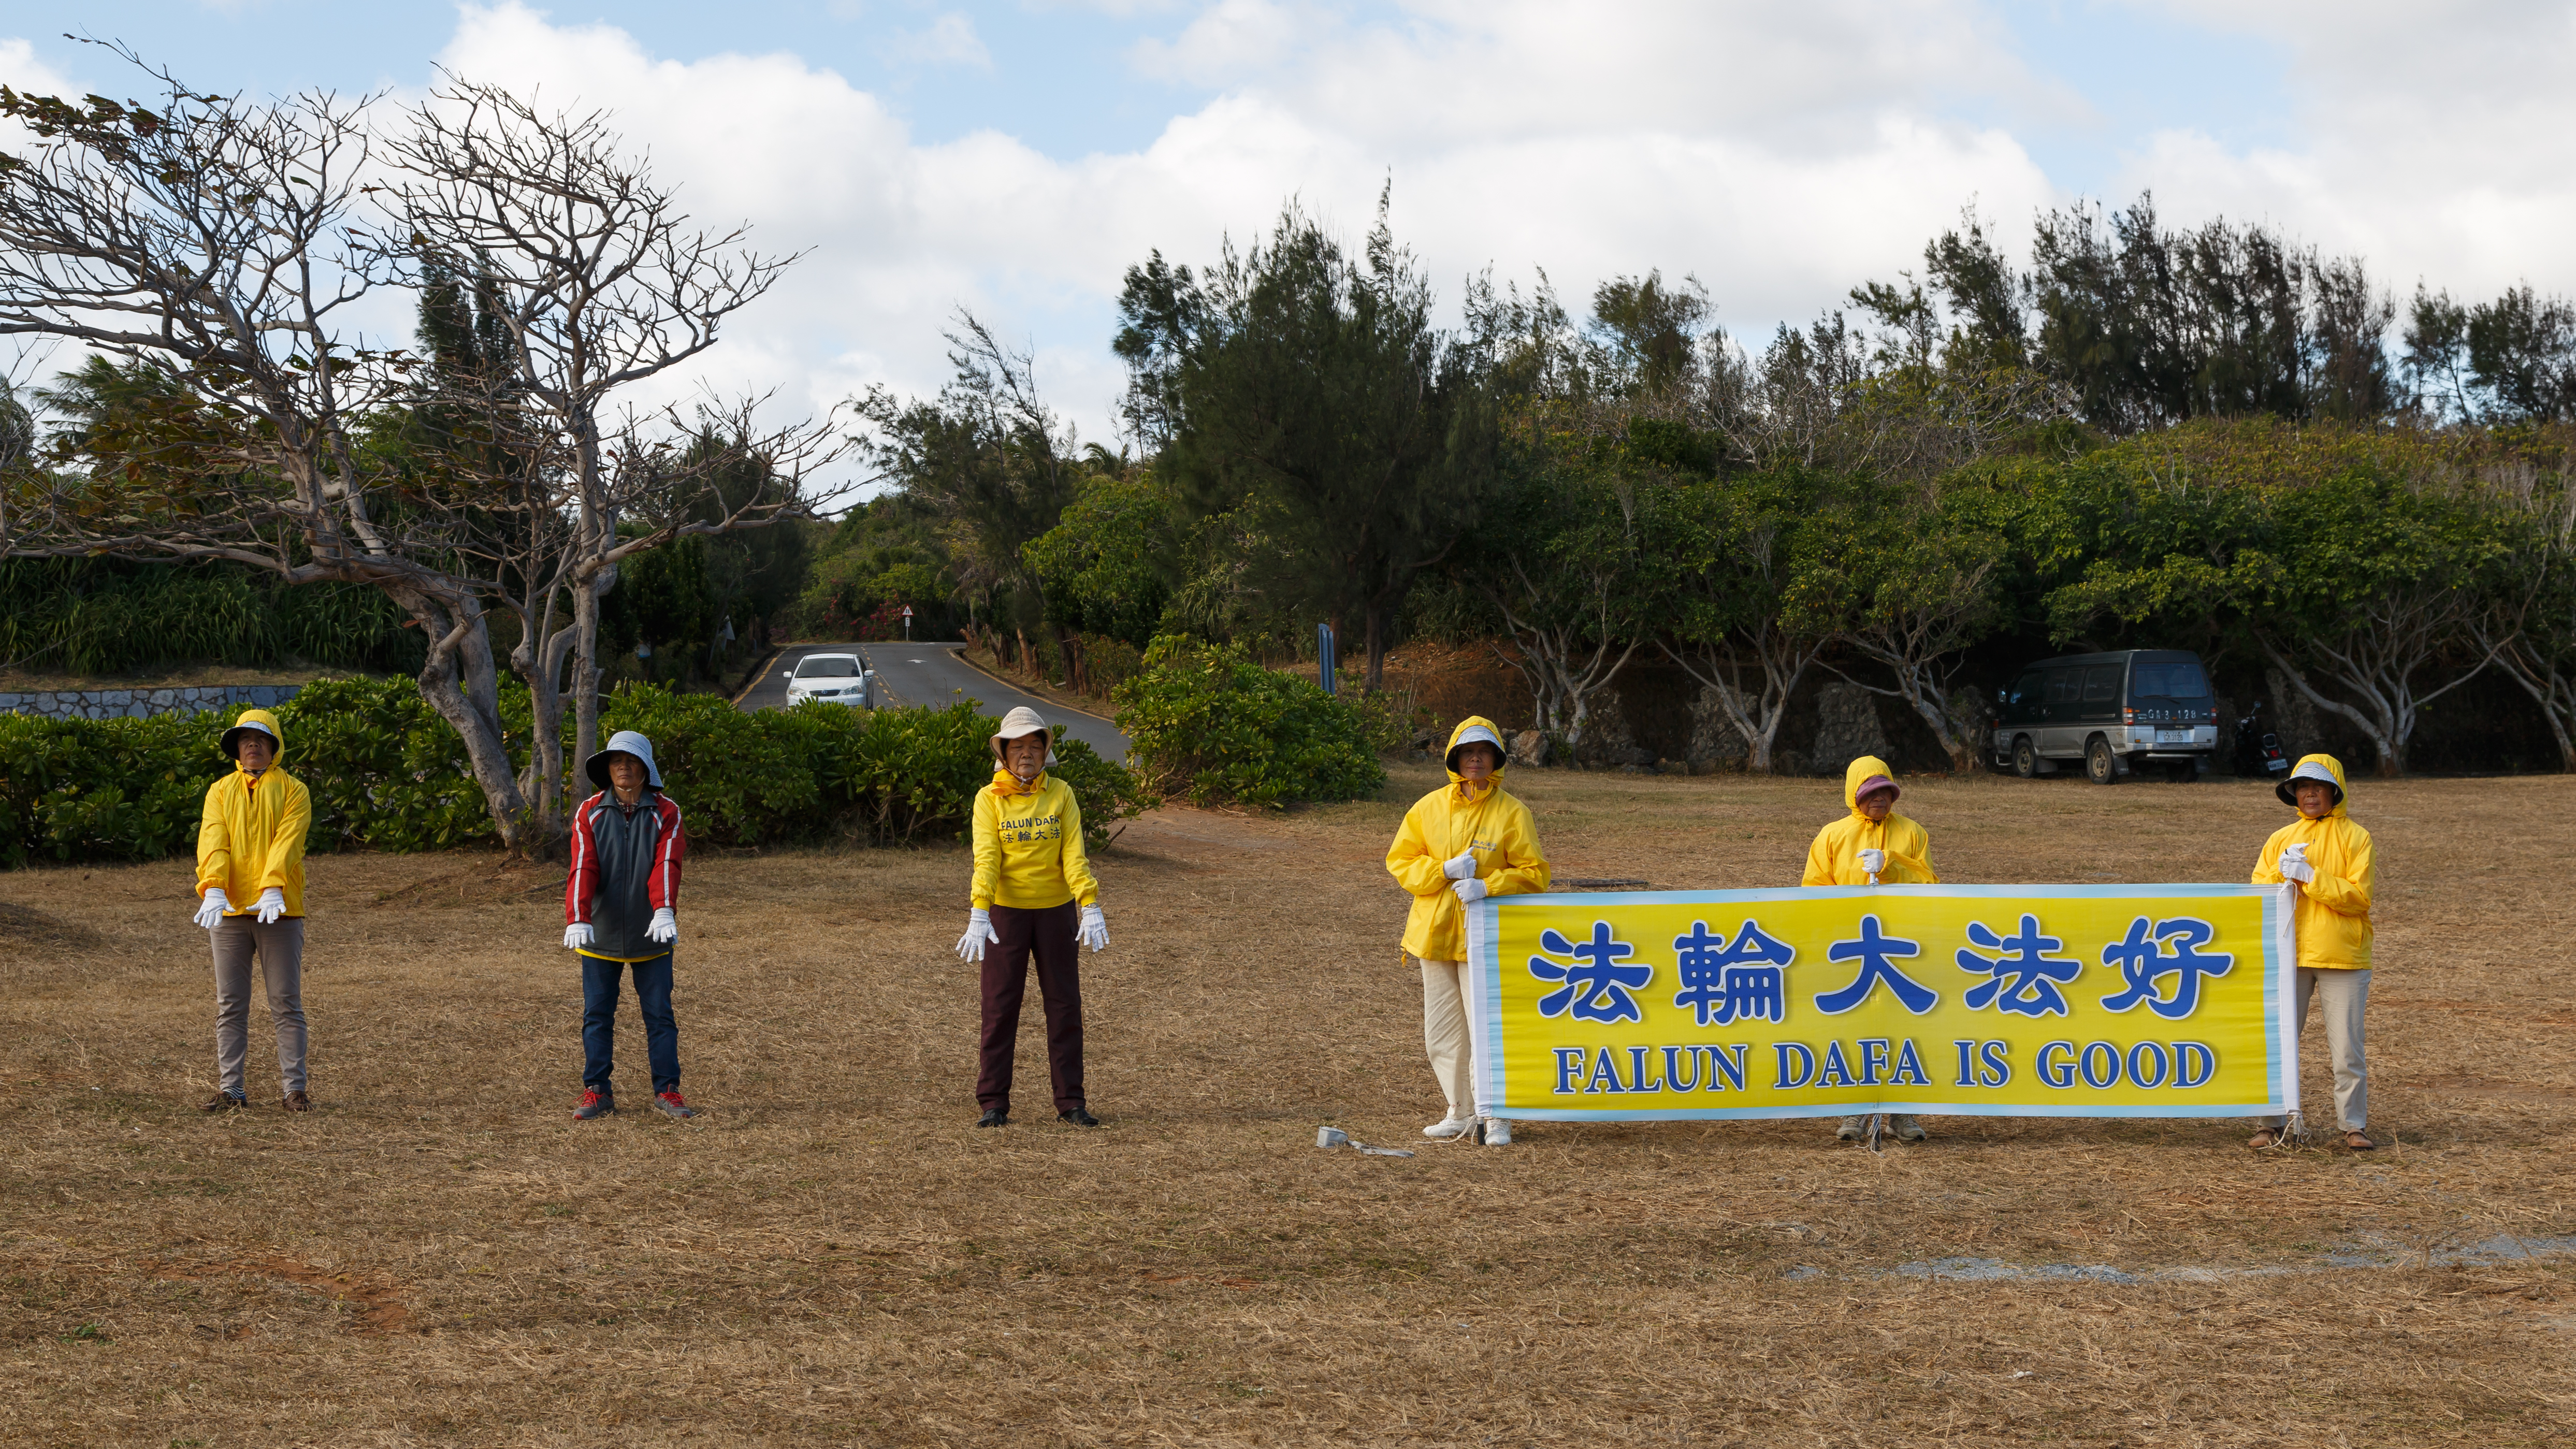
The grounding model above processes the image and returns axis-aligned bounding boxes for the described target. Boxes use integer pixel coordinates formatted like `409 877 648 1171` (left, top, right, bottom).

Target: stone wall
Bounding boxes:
1807 682 1893 777
0 684 303 721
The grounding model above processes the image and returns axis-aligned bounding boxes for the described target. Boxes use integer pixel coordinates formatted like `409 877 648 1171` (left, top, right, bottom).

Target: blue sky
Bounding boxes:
4 3 2569 450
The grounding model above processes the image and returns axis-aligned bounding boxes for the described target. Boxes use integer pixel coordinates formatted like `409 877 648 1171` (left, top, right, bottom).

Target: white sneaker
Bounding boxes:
1422 1117 1475 1139
1481 1118 1512 1146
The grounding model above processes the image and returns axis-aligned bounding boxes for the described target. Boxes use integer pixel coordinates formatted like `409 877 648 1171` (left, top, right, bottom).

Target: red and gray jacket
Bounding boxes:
565 790 686 960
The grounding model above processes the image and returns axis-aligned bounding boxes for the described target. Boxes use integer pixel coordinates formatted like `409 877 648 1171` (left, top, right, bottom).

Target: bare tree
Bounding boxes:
0 55 557 843
388 77 822 813
0 56 846 852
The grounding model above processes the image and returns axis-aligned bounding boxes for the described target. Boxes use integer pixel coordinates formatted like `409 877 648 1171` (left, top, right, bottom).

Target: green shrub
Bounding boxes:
0 679 1147 866
1111 636 1386 807
281 678 521 852
0 711 212 867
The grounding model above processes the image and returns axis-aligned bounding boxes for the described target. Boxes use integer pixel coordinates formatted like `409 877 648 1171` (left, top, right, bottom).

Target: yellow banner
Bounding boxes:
1463 884 2297 1120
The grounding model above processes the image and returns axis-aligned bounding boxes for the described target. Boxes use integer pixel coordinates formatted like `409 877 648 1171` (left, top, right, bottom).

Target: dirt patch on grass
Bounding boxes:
0 767 2569 1444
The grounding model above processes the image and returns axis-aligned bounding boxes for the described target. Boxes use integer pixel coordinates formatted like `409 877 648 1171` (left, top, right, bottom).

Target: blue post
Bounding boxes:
1318 623 1337 696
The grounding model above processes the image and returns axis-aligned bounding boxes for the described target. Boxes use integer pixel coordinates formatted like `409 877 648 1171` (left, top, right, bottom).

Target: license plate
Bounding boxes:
2154 729 2193 743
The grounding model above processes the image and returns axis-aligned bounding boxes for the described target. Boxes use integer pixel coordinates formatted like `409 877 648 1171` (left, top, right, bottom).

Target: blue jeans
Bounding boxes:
581 953 678 1095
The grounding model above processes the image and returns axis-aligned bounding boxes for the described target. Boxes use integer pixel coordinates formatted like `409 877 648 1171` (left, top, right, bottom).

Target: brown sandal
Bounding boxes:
2247 1126 2285 1149
2342 1129 2375 1151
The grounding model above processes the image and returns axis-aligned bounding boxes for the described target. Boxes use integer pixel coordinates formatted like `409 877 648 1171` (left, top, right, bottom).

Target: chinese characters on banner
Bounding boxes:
1461 885 2299 1121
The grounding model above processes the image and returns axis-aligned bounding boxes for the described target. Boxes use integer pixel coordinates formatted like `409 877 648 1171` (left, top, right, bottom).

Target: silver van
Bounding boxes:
1990 649 2218 783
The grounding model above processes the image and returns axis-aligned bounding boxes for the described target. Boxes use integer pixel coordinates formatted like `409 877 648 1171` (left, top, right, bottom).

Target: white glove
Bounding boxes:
647 907 678 944
956 907 1000 963
1079 903 1110 953
564 922 594 950
1453 877 1488 904
1442 851 1479 880
193 888 228 930
1858 848 1886 876
254 887 286 924
2278 851 2314 885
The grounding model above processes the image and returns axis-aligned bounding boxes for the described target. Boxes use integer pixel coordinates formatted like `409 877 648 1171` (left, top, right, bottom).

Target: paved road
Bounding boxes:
735 641 1130 761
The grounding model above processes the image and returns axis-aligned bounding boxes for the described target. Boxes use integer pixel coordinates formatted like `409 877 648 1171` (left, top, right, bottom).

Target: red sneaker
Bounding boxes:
572 1088 615 1120
655 1090 696 1120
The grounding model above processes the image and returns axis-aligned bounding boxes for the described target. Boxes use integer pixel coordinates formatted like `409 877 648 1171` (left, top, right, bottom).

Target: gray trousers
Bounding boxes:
211 916 307 1096
2265 967 2368 1131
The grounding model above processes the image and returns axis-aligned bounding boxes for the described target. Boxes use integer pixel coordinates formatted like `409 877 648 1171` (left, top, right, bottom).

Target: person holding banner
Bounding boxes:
1803 756 1937 1141
1385 717 1551 1146
1802 757 1936 890
957 706 1109 1129
2248 755 2377 1151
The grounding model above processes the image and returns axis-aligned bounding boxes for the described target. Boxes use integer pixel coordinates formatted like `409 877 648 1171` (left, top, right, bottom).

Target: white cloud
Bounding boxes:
2109 1 2576 298
887 13 994 71
423 1 2065 455
34 0 2569 479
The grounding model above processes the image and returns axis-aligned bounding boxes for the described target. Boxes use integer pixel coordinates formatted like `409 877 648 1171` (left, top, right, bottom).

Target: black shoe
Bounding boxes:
198 1090 248 1113
976 1108 1008 1128
573 1088 616 1121
1059 1107 1100 1127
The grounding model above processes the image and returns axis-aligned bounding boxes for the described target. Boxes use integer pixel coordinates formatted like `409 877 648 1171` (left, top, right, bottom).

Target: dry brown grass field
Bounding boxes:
3 763 2570 1446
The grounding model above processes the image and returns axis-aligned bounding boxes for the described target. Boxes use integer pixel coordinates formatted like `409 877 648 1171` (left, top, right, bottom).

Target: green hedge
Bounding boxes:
1111 636 1387 807
0 678 1146 867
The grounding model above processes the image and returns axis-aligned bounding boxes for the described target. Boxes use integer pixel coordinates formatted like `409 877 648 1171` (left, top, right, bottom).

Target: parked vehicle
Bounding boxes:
2232 700 2291 781
785 652 877 707
1991 649 2217 784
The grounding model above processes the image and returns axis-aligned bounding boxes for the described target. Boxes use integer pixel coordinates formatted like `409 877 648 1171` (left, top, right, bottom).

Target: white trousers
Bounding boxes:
1420 958 1477 1121
2265 967 2369 1131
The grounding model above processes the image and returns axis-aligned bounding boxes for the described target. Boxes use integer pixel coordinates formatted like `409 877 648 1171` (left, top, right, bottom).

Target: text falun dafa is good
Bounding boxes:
1463 884 2298 1121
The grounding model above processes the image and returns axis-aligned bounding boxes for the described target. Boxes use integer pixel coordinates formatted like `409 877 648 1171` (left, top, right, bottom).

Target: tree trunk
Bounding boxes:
1364 605 1387 694
511 604 580 851
401 589 536 853
573 571 610 802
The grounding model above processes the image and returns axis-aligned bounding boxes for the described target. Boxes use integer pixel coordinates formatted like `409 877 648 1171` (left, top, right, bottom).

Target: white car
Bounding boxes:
785 653 875 707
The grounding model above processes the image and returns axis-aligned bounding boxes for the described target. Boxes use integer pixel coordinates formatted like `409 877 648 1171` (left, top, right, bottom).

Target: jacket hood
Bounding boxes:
989 765 1050 799
1445 716 1509 797
1843 755 1897 816
221 707 286 765
2277 753 2349 815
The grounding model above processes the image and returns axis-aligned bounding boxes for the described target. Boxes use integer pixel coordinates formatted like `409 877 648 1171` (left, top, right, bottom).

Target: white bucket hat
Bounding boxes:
989 705 1057 766
586 729 663 790
2276 757 2343 809
1444 722 1503 774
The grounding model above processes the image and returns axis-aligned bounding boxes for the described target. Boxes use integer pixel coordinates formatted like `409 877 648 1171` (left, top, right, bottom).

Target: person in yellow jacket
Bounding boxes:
2248 755 2377 1151
955 706 1106 1129
1385 717 1550 1146
1802 756 1937 1141
189 707 314 1112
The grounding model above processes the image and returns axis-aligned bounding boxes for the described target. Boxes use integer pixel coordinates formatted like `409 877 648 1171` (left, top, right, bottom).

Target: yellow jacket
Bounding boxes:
972 769 1098 910
1385 717 1551 961
1802 756 1937 887
2252 754 2374 970
194 708 312 917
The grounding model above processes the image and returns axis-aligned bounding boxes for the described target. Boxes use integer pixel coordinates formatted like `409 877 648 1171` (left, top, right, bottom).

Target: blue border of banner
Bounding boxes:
1466 883 2298 1122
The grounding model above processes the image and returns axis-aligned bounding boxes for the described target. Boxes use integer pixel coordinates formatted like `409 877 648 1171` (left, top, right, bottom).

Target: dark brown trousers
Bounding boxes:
977 900 1084 1113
